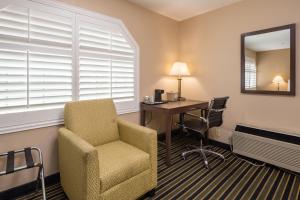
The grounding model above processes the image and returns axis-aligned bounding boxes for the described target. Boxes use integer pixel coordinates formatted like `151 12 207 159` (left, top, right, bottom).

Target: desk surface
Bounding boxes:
141 100 208 113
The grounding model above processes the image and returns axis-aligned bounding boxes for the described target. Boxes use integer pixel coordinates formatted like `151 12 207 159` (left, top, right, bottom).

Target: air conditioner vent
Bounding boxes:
233 125 300 173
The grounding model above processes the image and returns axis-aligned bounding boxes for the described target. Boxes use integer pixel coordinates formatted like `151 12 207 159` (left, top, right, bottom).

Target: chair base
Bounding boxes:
147 188 156 197
182 145 225 169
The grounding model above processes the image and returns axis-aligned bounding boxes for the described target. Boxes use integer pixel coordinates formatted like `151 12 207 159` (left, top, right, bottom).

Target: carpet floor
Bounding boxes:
16 136 300 200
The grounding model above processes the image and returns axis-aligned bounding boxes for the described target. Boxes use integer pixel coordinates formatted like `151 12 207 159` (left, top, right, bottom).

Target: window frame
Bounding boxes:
0 0 140 134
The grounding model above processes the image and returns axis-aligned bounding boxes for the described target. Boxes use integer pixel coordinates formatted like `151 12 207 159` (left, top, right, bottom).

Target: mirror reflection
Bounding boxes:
244 29 290 92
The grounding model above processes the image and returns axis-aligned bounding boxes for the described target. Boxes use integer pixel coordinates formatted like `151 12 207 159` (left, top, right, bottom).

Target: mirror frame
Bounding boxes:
241 24 296 96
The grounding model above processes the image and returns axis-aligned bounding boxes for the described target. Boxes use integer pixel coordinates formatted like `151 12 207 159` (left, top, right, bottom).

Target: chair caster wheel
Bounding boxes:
204 161 210 169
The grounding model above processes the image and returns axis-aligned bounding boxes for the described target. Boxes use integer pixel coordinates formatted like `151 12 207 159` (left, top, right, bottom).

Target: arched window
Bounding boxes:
0 0 139 134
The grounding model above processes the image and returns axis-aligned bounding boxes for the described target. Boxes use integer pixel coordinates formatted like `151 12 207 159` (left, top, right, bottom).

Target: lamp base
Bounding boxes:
178 97 186 101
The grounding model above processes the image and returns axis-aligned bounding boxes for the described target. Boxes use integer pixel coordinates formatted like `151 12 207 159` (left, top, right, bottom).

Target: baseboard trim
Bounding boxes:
0 172 60 199
208 139 230 151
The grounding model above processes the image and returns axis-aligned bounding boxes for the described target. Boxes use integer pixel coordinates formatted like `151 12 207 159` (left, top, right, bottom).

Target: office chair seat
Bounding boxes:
181 97 229 169
183 119 207 138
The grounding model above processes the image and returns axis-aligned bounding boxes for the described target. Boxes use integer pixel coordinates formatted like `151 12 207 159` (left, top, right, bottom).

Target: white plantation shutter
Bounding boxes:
0 0 139 134
78 16 137 111
245 57 257 89
0 49 27 113
28 9 73 108
0 3 73 113
0 6 28 113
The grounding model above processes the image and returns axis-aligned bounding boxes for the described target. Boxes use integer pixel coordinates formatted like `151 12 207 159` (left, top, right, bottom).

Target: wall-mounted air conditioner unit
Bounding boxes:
232 124 300 173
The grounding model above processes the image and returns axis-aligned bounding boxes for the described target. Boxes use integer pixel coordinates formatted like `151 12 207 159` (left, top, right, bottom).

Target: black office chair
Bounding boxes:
180 97 229 169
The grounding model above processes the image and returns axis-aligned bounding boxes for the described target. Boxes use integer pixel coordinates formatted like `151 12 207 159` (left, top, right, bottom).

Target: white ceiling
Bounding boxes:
128 0 244 21
245 30 290 52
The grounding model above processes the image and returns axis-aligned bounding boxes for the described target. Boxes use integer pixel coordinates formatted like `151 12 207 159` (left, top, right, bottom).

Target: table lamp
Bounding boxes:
170 62 191 101
272 75 285 91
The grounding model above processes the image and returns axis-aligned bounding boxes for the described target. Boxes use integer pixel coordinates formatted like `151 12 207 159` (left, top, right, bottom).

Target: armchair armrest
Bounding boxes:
117 118 157 187
58 128 100 200
117 118 157 153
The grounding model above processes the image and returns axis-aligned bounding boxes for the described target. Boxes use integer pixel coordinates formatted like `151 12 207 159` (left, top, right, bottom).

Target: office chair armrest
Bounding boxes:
185 113 208 123
58 128 100 200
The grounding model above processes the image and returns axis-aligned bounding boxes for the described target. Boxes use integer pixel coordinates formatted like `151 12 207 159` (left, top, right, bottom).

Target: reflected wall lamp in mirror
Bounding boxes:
170 62 191 101
272 75 285 91
241 24 296 96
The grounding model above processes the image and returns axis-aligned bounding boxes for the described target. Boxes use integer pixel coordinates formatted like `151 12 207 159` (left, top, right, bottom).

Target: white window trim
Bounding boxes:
0 0 140 135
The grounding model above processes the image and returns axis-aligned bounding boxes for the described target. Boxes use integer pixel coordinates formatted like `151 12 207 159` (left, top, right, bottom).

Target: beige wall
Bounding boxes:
256 49 290 91
179 0 300 144
0 0 179 191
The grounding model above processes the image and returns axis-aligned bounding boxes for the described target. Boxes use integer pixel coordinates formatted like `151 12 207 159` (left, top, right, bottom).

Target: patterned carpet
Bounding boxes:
16 136 300 200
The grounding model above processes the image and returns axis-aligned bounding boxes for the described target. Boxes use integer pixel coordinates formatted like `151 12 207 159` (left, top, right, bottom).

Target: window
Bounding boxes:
245 57 257 89
0 0 139 134
78 16 137 111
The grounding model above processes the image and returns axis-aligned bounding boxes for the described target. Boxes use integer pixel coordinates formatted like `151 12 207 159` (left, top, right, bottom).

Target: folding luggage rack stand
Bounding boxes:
0 147 46 200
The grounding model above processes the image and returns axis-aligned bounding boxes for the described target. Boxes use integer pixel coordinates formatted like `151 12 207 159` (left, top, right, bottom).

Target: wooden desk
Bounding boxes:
140 100 209 166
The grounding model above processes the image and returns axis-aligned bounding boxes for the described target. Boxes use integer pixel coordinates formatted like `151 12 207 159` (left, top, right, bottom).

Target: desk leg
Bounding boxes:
204 130 209 145
140 108 146 126
165 114 172 166
179 113 184 133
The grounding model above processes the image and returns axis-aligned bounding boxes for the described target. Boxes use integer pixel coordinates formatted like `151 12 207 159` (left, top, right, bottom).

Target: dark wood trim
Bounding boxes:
290 24 296 95
208 139 230 151
241 31 246 93
241 23 296 96
0 173 60 199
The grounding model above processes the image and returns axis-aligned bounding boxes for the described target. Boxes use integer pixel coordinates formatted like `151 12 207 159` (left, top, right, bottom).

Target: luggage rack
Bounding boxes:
0 147 46 200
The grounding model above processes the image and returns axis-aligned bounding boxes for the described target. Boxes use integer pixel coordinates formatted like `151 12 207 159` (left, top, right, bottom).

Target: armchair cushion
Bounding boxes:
96 140 150 193
64 99 119 146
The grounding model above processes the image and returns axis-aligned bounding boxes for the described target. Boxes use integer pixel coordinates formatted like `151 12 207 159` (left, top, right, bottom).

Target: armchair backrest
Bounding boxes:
64 99 119 146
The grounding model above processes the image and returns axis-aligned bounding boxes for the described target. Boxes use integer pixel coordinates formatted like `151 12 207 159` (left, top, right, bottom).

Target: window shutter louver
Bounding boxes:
245 57 257 89
0 6 28 44
0 49 27 113
28 9 73 108
78 17 137 109
0 4 73 113
0 6 28 113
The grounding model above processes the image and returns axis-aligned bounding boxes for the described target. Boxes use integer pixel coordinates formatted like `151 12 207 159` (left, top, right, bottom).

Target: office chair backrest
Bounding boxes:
207 97 229 128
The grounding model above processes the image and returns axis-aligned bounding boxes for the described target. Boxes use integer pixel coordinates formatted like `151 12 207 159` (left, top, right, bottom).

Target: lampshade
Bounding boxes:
170 62 191 77
272 75 285 84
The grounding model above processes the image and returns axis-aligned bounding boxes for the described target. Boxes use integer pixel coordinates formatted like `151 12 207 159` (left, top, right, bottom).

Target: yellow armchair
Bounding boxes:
58 99 157 200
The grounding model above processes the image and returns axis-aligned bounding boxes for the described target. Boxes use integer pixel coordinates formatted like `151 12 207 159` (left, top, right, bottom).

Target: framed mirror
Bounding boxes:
241 24 296 95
